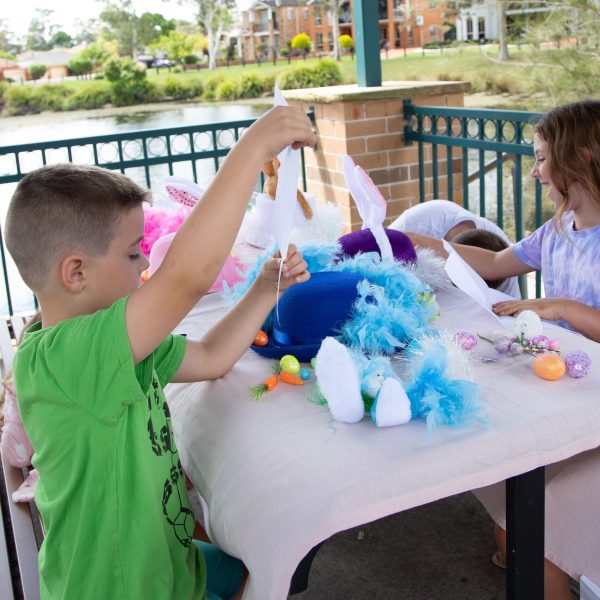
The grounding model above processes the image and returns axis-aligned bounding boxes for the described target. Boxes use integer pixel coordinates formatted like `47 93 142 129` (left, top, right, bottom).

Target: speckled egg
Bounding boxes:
564 350 591 379
532 353 566 381
454 331 477 351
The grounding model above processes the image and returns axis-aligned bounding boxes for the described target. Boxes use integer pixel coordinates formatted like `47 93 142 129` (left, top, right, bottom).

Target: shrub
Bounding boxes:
29 64 47 81
68 57 93 78
4 84 72 115
202 74 225 100
291 32 312 57
161 76 204 99
0 81 7 110
215 79 239 100
312 58 342 86
104 56 159 106
340 34 353 50
237 72 264 98
276 58 341 90
64 81 112 110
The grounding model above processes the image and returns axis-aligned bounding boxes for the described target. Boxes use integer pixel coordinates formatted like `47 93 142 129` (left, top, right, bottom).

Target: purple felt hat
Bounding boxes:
337 228 417 264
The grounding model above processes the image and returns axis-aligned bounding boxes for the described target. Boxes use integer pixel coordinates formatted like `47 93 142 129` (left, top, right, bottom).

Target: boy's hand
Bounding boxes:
259 244 310 294
243 106 317 165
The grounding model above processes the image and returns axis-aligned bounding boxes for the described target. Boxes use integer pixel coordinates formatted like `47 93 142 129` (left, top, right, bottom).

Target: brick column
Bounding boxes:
285 81 470 232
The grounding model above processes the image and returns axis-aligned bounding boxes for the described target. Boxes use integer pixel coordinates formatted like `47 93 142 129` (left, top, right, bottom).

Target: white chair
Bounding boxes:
581 576 600 600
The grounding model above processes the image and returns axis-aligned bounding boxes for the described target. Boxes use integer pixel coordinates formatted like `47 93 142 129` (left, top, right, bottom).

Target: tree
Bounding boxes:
149 30 201 64
79 39 119 71
517 0 600 104
99 1 139 57
291 32 311 60
49 31 74 48
187 0 235 70
68 56 94 78
29 63 47 81
137 13 176 48
0 19 21 55
311 0 345 60
25 9 57 51
497 0 508 61
339 34 353 53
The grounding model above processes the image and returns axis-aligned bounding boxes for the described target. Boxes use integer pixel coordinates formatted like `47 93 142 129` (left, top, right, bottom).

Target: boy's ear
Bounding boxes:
60 254 87 293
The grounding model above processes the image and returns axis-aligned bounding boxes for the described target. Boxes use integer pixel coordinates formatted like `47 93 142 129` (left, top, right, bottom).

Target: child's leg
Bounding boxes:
494 524 571 600
194 540 246 600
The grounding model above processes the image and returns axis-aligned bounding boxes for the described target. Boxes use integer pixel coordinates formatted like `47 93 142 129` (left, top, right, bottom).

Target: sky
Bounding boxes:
5 0 251 40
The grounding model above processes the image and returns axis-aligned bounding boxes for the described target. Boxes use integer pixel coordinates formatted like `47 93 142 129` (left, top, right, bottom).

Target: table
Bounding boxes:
166 286 600 600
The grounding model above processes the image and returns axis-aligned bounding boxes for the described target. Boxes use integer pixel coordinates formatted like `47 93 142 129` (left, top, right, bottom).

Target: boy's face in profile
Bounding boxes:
85 204 149 312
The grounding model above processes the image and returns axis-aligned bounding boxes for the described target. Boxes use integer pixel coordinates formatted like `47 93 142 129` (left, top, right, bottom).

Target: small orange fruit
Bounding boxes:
532 354 566 381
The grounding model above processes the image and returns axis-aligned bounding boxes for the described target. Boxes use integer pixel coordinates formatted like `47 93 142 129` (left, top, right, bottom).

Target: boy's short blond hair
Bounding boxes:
5 164 150 291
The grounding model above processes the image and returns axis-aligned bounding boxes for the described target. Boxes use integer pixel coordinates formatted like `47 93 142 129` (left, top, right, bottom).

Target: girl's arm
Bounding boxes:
492 298 600 343
406 232 532 280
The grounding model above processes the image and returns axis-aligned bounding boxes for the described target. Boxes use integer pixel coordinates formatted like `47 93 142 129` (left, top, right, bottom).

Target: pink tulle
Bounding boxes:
1 379 34 468
148 232 246 292
142 203 190 257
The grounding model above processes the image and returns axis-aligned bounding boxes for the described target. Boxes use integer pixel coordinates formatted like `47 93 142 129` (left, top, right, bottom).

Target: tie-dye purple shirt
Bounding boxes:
513 212 600 323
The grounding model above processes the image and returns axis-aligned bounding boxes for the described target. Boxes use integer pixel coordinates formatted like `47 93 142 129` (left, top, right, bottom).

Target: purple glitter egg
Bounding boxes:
564 350 591 378
454 331 477 351
510 343 524 355
494 336 512 354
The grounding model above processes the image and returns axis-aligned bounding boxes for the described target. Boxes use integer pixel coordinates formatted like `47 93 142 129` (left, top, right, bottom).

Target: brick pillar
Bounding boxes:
285 81 469 232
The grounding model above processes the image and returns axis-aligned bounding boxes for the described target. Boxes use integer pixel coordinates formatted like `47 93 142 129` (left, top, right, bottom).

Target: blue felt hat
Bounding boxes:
251 271 365 362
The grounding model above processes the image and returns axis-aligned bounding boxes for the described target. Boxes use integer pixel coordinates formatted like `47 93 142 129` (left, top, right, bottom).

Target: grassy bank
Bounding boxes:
1 44 595 117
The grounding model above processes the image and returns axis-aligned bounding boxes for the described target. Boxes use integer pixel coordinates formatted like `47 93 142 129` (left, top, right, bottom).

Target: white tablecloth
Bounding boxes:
166 286 600 600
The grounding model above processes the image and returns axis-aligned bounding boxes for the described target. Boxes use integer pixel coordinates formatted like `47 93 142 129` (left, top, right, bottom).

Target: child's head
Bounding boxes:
451 229 509 289
533 99 600 219
6 164 150 307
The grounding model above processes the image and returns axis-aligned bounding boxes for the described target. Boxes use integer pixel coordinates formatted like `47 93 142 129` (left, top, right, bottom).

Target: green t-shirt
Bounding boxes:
14 297 205 599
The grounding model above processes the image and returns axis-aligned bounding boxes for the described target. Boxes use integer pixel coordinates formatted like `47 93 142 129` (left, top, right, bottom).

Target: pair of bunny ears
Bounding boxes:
342 155 393 260
164 175 205 208
164 157 391 259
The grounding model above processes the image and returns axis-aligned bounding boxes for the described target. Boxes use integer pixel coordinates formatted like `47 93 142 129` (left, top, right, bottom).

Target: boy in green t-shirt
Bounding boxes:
5 106 316 600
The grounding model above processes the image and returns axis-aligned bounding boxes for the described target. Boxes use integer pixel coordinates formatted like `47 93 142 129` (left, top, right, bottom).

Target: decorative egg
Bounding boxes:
564 350 591 378
300 368 311 381
280 354 301 375
549 339 561 351
532 353 566 381
514 310 544 339
454 331 477 351
310 357 317 369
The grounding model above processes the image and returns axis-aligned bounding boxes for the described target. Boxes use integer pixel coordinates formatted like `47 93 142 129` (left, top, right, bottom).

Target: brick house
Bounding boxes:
239 0 456 63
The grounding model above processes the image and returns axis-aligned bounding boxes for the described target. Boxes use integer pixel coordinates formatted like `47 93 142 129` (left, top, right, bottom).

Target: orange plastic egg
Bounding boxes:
253 330 268 347
532 354 566 381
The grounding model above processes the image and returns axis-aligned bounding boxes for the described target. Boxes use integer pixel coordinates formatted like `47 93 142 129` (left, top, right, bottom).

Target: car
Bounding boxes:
152 59 174 68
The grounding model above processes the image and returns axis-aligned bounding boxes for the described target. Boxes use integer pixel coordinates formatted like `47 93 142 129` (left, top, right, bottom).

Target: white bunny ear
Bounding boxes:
342 154 370 229
353 164 393 260
354 165 387 227
164 176 205 208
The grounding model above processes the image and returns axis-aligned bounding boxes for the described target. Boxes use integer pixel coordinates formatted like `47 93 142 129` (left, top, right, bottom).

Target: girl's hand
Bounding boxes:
259 244 310 293
492 298 566 321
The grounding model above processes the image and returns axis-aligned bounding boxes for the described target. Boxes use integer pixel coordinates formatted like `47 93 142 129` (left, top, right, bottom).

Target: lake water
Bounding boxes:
0 101 270 315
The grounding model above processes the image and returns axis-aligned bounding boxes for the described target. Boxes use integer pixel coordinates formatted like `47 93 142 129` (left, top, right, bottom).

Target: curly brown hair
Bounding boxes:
534 99 600 224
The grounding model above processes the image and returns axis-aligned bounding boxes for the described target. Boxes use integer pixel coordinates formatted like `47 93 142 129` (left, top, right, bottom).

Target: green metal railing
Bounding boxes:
403 101 544 297
0 111 314 316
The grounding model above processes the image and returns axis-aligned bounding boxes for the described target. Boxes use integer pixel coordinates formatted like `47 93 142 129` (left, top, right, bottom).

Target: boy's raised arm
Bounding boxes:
126 106 316 364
